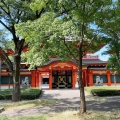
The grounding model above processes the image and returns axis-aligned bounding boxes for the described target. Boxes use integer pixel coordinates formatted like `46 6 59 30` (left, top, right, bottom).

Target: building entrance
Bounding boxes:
52 70 72 89
41 78 49 89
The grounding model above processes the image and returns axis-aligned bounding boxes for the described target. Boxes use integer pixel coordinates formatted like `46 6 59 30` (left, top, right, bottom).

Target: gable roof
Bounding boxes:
41 57 107 67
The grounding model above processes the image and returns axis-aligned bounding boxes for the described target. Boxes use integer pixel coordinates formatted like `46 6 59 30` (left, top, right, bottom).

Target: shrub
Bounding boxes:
21 88 42 100
5 94 12 100
0 89 12 100
0 88 42 100
91 89 120 96
0 94 5 100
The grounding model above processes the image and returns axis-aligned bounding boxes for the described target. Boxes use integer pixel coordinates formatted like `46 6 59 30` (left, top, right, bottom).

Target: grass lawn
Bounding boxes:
0 110 120 120
0 99 56 111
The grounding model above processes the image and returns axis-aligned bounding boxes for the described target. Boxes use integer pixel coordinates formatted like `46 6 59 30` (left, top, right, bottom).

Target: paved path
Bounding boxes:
1 89 120 118
41 89 120 111
41 89 80 101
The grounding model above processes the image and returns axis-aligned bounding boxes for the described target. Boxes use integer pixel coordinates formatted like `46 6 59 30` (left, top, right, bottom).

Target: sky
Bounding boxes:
93 45 110 61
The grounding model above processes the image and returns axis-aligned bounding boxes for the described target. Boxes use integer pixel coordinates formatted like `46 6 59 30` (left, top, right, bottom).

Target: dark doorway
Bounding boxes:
52 70 72 89
42 78 49 84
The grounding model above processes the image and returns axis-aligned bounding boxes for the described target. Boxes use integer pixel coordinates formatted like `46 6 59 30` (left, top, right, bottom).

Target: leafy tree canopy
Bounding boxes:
0 0 53 102
15 0 115 113
95 0 120 72
16 0 112 68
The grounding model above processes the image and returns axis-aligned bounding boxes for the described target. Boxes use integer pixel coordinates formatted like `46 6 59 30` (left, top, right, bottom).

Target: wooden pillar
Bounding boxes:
39 73 42 88
72 70 75 89
85 70 88 86
31 71 36 87
82 70 86 87
35 71 37 87
107 71 111 86
36 71 40 87
74 71 78 84
83 70 88 87
49 70 52 89
89 70 93 86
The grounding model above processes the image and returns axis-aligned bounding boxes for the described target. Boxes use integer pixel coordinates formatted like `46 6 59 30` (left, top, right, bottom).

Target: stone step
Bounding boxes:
0 107 5 113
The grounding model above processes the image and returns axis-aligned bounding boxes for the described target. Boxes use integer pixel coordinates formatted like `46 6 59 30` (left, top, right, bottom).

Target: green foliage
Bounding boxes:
15 0 113 68
0 29 14 53
106 54 120 72
91 89 120 96
0 0 48 68
95 1 120 72
0 0 51 101
30 0 48 12
0 88 42 100
0 89 12 100
21 88 42 100
16 1 114 112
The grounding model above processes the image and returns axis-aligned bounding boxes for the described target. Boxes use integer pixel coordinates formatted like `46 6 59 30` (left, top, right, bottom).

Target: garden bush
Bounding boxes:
5 94 12 100
91 89 120 96
0 88 42 100
0 89 12 100
21 88 42 100
0 94 5 100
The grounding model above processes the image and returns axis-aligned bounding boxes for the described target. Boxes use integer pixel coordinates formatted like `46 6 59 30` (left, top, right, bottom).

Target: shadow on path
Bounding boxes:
1 89 120 118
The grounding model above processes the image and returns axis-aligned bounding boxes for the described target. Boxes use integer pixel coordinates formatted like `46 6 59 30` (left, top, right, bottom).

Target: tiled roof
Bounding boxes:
88 67 106 70
82 59 107 65
1 58 107 69
42 58 107 66
43 58 61 66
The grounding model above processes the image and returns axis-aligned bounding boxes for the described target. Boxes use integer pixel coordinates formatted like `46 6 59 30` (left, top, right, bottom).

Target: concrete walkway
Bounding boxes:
41 89 120 111
41 89 80 101
1 89 120 118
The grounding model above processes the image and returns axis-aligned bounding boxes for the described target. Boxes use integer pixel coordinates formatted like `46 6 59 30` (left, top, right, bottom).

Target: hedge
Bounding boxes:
0 88 42 100
0 89 12 100
21 88 42 100
91 89 120 96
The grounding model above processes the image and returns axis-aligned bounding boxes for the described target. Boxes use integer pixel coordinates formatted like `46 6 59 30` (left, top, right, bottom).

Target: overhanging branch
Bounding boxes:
0 20 12 32
0 49 13 72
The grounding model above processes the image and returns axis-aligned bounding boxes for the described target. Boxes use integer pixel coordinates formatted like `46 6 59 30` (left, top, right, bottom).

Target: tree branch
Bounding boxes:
16 9 22 23
0 20 12 32
0 49 13 72
36 1 49 18
0 1 13 24
17 39 25 55
0 6 8 15
36 8 45 18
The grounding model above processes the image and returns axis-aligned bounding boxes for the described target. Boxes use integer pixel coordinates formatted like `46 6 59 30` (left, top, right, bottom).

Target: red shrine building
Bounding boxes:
1 53 120 89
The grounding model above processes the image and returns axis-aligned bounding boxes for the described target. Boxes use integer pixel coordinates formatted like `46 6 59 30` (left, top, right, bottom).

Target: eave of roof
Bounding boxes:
40 58 107 67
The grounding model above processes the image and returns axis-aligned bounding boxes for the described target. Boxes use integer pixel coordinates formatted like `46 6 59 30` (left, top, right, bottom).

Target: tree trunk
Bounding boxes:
12 55 21 102
78 46 86 114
